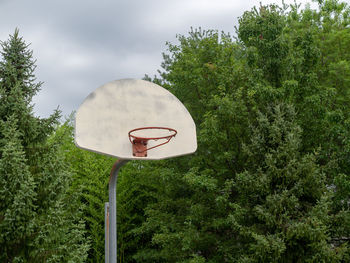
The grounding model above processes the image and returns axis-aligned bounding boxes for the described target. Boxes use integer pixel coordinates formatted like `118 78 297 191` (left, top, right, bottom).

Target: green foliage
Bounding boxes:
117 161 159 263
35 1 350 262
56 120 113 262
128 1 350 262
57 118 158 263
0 30 88 262
0 116 36 261
238 4 289 87
160 29 245 126
232 104 339 262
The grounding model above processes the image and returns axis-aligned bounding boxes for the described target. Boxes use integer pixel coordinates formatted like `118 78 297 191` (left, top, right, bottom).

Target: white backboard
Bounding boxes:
75 79 197 160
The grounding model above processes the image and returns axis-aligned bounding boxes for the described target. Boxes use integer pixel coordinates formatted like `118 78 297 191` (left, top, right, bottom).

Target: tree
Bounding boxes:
56 119 114 262
230 104 343 262
132 1 350 262
0 115 36 261
0 30 88 262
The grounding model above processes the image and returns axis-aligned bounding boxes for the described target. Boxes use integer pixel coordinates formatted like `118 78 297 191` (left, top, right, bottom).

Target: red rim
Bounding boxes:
128 127 177 143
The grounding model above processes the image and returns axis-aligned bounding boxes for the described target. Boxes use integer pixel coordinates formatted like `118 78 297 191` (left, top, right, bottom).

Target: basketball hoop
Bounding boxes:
128 127 177 157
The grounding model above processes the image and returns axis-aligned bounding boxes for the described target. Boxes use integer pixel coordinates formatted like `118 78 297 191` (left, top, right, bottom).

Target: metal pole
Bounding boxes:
108 159 128 263
105 202 109 263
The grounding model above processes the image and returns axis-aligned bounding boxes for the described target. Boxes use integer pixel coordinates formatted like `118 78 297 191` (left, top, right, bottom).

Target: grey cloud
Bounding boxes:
1 0 335 118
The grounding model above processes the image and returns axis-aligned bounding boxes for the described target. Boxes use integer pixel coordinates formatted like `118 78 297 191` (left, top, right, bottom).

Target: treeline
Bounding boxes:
1 0 350 262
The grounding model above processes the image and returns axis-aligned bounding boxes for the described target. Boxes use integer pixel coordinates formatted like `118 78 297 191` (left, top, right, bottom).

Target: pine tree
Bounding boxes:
0 116 36 261
0 30 88 262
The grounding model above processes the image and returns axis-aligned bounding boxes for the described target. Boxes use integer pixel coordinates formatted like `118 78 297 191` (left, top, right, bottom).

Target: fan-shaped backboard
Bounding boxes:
75 79 197 160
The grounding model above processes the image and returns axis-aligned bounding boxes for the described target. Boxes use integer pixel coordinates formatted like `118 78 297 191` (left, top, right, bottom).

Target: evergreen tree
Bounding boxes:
0 30 88 262
231 104 343 262
0 116 36 261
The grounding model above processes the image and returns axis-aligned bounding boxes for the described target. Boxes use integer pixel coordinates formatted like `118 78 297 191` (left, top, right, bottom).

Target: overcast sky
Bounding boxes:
1 0 347 119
